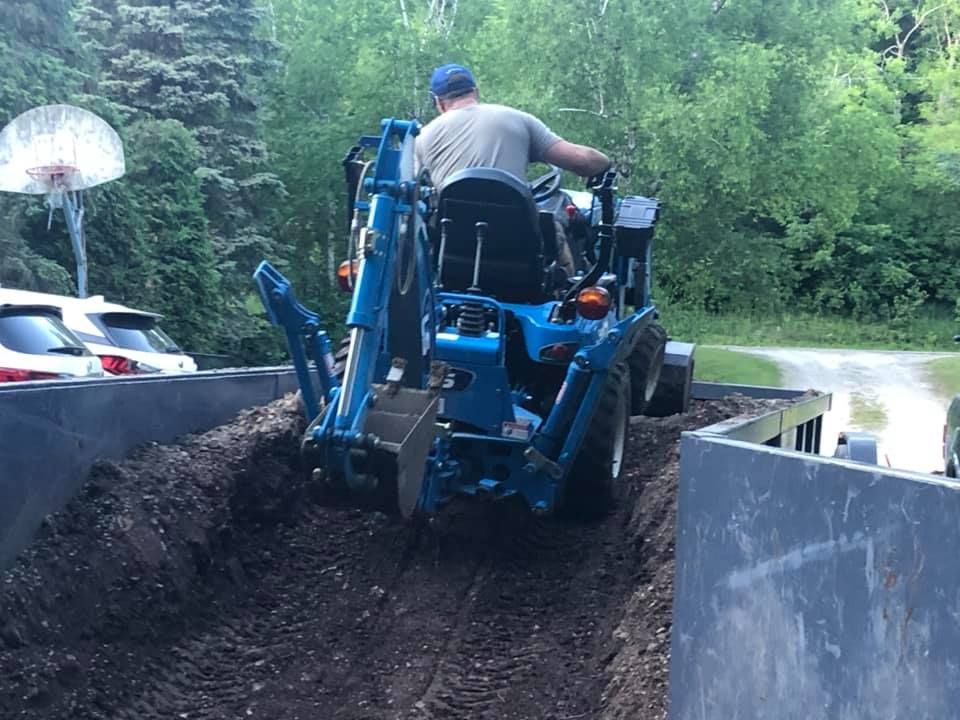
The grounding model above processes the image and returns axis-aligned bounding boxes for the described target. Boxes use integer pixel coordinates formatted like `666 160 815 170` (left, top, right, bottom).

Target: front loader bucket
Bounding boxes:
364 384 440 518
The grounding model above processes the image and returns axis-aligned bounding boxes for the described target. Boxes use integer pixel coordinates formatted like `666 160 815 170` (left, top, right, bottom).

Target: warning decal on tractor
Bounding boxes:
501 421 533 441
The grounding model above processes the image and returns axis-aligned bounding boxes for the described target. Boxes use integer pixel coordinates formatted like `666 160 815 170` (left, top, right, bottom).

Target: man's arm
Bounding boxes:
543 140 611 178
523 109 611 178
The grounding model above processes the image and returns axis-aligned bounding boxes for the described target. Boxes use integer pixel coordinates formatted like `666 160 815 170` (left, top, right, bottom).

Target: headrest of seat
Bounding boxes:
438 167 534 207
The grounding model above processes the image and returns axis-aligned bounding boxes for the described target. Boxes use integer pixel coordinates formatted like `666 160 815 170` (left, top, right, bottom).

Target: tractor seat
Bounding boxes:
435 168 559 304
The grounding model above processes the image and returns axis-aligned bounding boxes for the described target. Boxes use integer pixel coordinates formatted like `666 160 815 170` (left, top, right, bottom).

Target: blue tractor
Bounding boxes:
253 118 695 521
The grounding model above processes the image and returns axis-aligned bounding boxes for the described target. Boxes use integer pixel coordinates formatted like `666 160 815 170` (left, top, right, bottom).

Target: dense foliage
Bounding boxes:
3 0 960 359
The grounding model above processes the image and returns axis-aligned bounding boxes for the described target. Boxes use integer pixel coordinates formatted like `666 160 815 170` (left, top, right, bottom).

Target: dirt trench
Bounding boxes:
0 392 792 720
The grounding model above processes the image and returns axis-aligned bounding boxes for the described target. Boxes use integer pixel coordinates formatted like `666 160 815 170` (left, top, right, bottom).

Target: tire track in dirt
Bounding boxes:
404 475 658 719
97 507 417 719
414 524 583 720
410 561 491 716
441 550 589 717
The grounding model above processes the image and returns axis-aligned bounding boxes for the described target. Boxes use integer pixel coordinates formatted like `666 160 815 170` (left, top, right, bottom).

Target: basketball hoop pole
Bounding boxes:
28 166 88 298
60 190 87 298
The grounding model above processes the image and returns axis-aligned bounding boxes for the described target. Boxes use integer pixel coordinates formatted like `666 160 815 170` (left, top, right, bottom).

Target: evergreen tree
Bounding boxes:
74 0 284 356
123 118 222 350
0 0 84 115
0 0 84 291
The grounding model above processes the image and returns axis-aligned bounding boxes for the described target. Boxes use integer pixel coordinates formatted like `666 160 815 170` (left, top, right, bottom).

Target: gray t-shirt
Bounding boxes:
415 103 562 188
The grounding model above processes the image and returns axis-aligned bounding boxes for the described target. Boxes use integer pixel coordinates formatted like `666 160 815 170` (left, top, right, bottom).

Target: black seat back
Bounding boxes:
436 168 545 303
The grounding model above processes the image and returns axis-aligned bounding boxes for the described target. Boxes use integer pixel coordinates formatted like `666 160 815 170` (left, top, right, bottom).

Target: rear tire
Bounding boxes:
645 355 694 418
628 322 667 415
293 333 350 419
562 361 631 520
331 332 351 378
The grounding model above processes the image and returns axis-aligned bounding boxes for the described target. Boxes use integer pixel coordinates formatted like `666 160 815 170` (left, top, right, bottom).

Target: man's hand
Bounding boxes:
586 166 616 190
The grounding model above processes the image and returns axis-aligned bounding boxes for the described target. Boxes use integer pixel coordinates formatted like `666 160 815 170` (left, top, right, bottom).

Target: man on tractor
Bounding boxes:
415 63 612 277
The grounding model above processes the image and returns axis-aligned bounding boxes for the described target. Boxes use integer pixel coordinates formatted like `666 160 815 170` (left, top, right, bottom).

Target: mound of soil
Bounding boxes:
0 396 309 716
0 391 800 719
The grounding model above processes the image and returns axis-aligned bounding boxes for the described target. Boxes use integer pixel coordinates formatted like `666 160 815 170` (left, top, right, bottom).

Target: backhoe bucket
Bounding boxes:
364 383 441 518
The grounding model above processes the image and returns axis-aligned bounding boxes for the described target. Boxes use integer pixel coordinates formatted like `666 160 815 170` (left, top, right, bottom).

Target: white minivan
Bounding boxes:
0 289 197 375
0 301 105 383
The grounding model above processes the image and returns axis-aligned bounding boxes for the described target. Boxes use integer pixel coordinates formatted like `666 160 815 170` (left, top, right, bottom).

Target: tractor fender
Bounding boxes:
663 340 695 372
643 339 696 418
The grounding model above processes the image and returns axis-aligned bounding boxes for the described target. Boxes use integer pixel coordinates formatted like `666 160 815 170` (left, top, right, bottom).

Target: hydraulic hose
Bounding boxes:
346 160 375 293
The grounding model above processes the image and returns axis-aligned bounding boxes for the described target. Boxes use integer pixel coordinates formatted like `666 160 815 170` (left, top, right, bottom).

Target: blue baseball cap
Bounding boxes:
430 63 477 98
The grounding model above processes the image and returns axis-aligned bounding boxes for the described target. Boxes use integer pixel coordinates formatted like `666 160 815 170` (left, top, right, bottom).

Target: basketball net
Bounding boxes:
26 164 78 210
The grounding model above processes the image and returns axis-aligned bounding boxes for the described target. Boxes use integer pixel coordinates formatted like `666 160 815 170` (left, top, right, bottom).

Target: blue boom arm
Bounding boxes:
253 260 340 421
257 118 442 515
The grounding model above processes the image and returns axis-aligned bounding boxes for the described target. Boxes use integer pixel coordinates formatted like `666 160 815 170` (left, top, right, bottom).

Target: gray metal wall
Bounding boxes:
0 367 297 569
690 380 809 401
671 433 960 720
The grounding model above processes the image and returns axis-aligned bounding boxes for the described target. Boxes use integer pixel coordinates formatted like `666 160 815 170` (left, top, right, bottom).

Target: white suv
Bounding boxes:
0 301 105 382
0 289 197 375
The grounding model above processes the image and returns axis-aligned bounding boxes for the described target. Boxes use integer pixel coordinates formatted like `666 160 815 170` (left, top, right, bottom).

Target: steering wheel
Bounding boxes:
530 165 562 203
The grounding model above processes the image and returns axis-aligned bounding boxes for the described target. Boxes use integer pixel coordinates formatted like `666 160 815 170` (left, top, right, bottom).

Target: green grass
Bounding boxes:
926 356 960 399
662 305 958 351
849 393 888 431
693 347 784 387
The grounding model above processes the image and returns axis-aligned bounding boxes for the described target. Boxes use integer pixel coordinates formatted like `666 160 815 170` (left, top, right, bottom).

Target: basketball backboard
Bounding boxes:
0 104 125 196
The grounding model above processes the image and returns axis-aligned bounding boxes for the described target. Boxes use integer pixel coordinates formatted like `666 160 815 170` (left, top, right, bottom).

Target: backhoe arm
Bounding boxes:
253 260 339 421
255 118 442 518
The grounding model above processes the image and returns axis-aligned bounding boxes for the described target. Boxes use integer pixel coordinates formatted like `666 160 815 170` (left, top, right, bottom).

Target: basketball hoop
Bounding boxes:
0 105 126 298
26 164 78 192
0 105 124 196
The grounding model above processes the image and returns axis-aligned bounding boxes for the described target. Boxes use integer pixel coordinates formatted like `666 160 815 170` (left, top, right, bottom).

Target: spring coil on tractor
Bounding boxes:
456 301 486 337
436 216 491 339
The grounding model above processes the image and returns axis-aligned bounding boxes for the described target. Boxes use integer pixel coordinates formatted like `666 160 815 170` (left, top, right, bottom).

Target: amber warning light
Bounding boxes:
337 259 359 292
576 286 611 320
